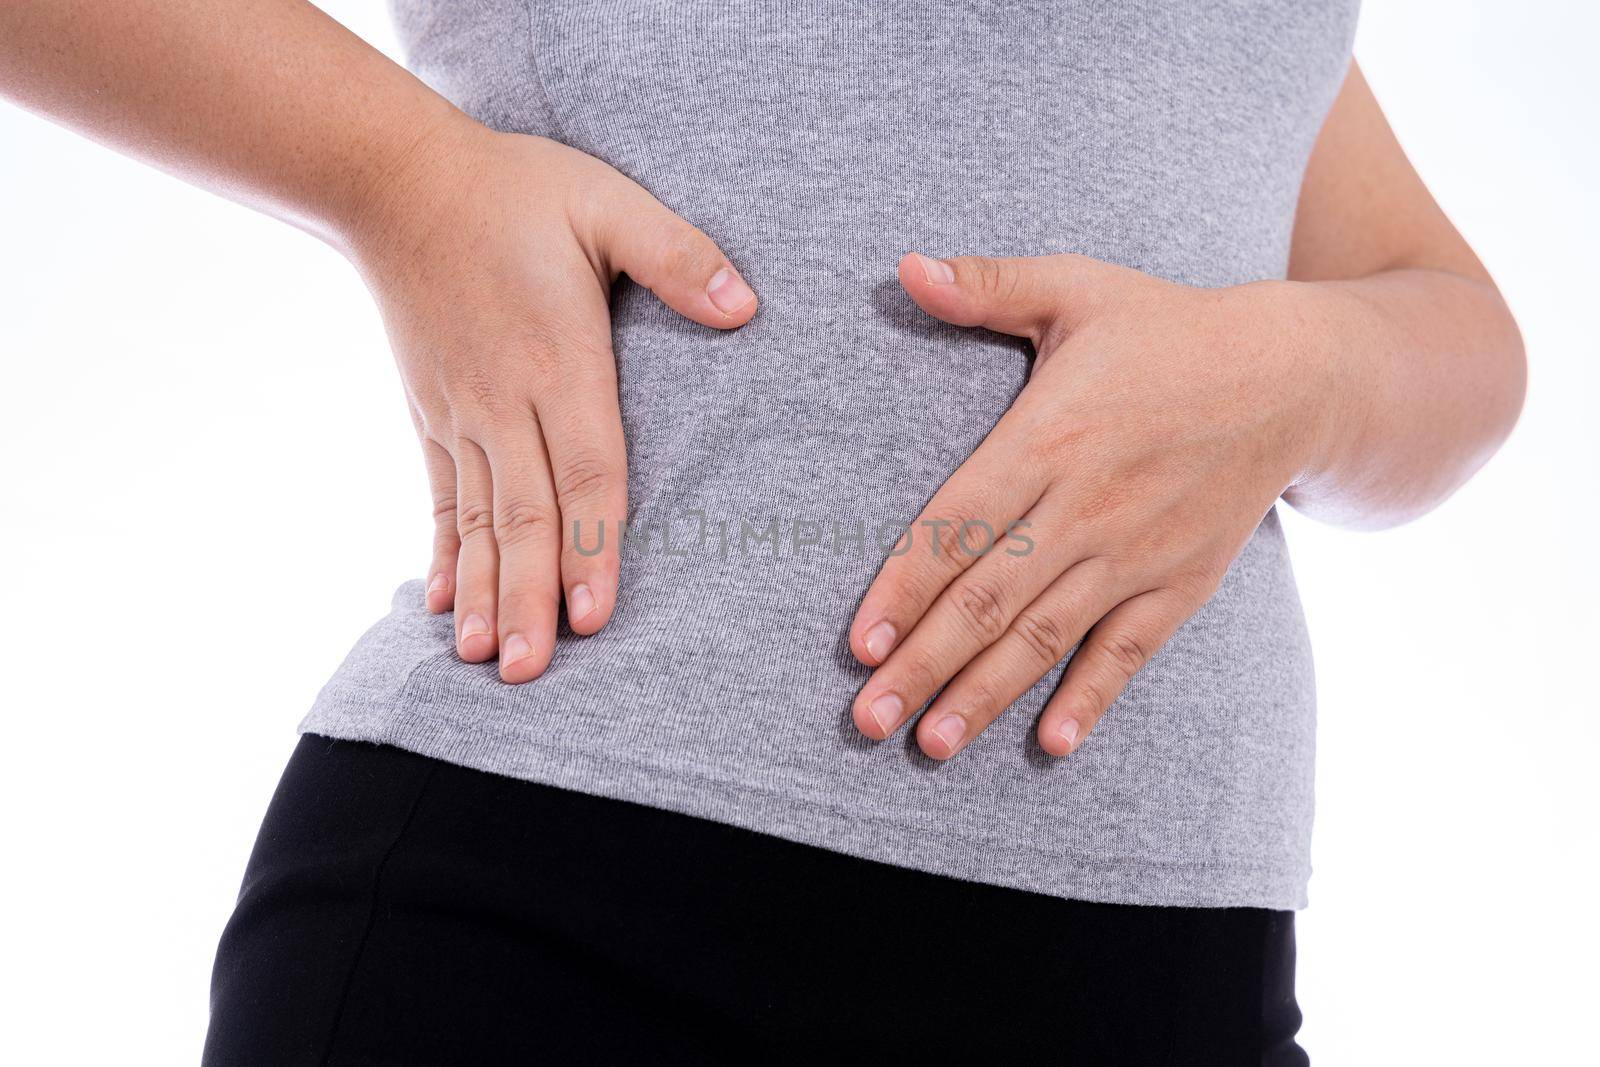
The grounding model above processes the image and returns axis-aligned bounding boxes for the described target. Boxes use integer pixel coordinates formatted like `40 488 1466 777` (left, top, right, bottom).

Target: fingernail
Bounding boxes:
426 573 449 596
707 265 756 315
915 252 956 285
931 714 967 755
1057 718 1080 752
868 693 903 736
569 583 596 621
863 621 898 663
501 632 533 664
461 613 491 639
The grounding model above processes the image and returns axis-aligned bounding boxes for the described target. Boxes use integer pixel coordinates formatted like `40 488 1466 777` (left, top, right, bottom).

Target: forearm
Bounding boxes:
0 0 463 252
1282 266 1526 529
1275 60 1526 529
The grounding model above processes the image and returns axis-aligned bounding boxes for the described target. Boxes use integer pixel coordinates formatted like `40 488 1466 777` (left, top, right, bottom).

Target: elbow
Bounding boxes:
1284 283 1527 532
1405 279 1529 511
1494 293 1528 449
1461 282 1528 481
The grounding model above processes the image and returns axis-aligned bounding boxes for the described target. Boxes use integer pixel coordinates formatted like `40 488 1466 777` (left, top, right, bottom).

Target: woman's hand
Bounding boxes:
849 252 1334 759
348 122 758 683
0 0 760 683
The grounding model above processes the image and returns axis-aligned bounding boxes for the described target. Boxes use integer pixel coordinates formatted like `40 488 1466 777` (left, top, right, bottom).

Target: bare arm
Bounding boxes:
0 0 451 251
1284 62 1526 528
845 64 1527 759
0 0 759 681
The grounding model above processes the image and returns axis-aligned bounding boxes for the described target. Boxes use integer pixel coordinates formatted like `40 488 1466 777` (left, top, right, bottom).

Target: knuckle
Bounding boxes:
1012 607 1072 665
1167 571 1217 607
444 363 505 412
1099 629 1152 678
450 404 519 446
523 316 592 374
497 572 550 606
1075 479 1131 527
411 405 449 443
519 343 561 384
1074 675 1116 718
959 674 1009 717
1187 563 1228 602
1030 418 1086 464
455 501 495 540
554 453 621 506
895 650 943 702
645 218 713 284
654 233 697 281
929 517 971 562
951 578 1009 642
972 259 1006 300
495 501 557 545
1046 253 1088 291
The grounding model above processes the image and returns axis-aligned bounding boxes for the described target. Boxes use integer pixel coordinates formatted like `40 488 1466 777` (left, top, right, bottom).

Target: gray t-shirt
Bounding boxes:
302 0 1360 909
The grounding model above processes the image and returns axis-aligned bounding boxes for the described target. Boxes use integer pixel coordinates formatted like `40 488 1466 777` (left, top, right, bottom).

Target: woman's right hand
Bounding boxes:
346 120 759 683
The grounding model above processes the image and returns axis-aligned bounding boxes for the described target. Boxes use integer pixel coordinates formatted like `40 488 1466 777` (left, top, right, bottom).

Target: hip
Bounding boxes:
207 734 1308 1064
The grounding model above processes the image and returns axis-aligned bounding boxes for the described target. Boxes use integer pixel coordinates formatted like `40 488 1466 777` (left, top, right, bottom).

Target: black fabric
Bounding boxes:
204 734 1308 1065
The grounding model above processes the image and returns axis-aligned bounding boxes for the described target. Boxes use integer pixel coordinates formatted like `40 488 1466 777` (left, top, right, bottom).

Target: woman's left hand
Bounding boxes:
850 251 1337 760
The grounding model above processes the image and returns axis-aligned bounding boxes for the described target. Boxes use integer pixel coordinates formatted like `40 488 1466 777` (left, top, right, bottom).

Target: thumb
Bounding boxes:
587 181 758 330
898 251 1103 343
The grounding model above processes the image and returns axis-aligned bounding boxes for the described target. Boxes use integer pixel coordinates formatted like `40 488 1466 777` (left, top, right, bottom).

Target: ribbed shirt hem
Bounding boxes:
300 687 1310 911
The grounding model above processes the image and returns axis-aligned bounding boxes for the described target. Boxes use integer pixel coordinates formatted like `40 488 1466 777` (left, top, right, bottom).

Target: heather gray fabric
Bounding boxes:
302 0 1360 909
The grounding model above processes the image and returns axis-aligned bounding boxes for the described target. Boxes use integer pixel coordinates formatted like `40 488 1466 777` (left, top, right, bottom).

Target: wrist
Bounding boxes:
328 102 490 275
1244 278 1379 495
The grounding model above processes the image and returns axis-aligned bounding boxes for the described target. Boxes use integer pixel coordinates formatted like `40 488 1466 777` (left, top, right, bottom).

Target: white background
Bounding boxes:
1 2 1595 1062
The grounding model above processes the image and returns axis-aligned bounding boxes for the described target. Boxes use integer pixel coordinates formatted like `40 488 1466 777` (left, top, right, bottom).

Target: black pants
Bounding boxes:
204 735 1307 1065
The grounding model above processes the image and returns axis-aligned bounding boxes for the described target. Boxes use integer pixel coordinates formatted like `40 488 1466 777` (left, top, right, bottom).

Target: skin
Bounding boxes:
849 68 1525 758
1 8 1524 753
0 0 758 684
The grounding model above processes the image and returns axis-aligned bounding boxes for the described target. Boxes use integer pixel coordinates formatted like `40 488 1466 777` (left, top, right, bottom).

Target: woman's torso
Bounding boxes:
302 0 1359 908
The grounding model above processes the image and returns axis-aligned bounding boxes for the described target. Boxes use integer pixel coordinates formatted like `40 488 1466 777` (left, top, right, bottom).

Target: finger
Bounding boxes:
480 414 563 685
586 180 758 328
451 438 499 664
849 416 1045 670
897 251 1114 344
534 349 628 637
418 433 460 614
850 503 1086 742
1038 589 1191 757
910 561 1125 759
